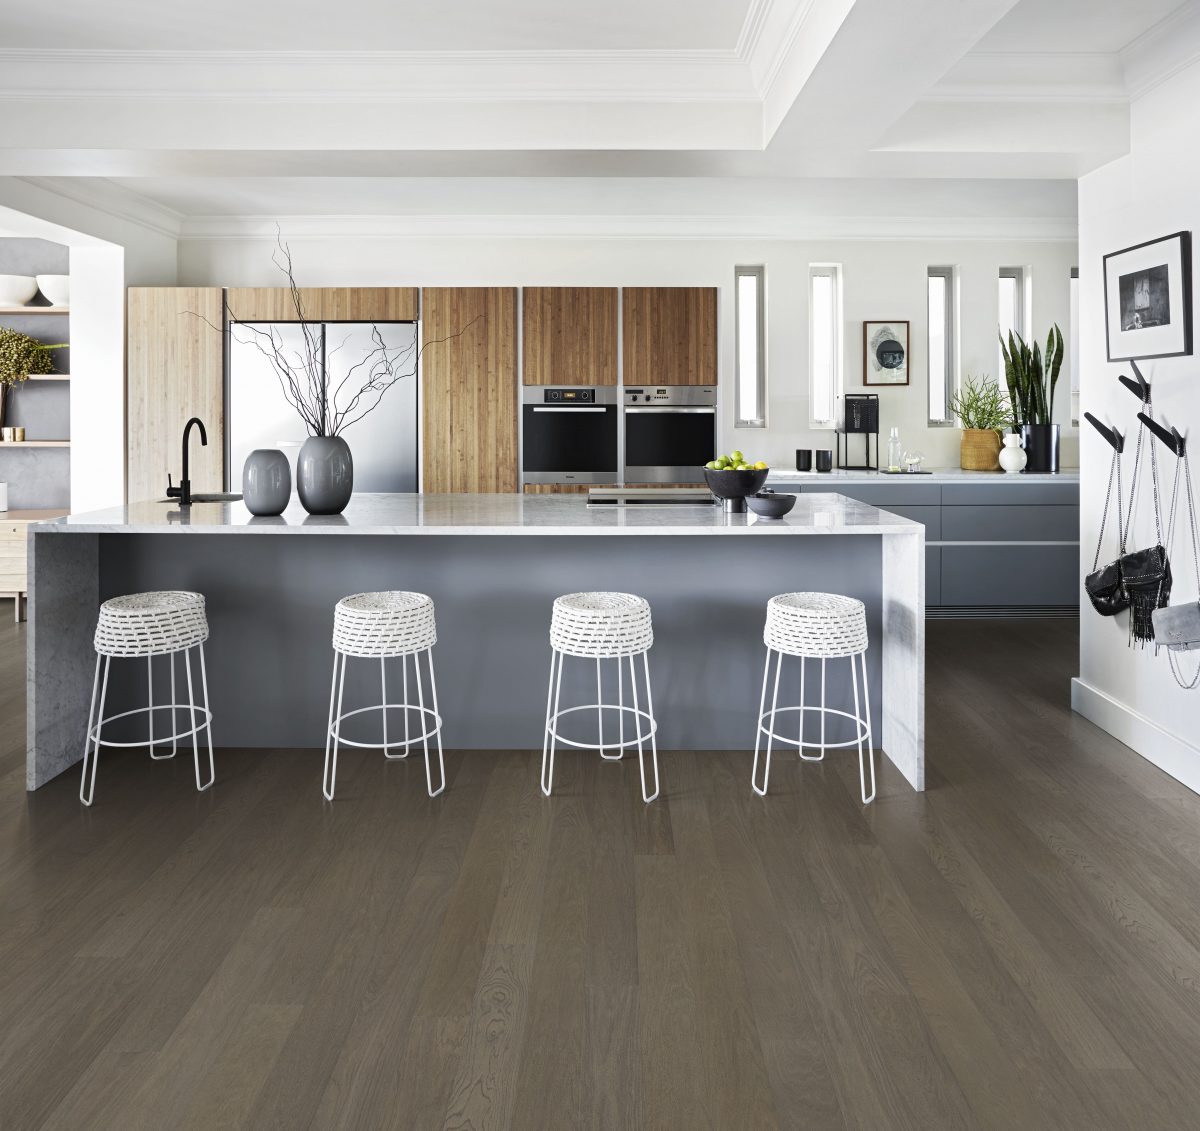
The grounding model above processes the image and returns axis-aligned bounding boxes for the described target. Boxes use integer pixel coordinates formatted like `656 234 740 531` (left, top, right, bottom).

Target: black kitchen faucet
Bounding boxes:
166 416 208 506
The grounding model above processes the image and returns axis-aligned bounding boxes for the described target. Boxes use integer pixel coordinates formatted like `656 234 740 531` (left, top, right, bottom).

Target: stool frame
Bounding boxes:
323 646 446 801
541 648 660 803
80 643 215 807
751 647 876 803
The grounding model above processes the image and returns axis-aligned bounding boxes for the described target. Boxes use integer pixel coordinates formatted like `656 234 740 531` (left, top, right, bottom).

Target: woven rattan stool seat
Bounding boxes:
549 591 653 659
332 591 437 658
94 591 209 658
764 592 867 659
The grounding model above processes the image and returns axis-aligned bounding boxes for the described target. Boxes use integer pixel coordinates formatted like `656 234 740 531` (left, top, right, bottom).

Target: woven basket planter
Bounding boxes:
960 429 1001 471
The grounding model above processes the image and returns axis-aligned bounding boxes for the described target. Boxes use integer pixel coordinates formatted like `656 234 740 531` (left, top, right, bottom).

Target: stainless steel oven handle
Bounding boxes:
531 406 608 413
623 406 716 414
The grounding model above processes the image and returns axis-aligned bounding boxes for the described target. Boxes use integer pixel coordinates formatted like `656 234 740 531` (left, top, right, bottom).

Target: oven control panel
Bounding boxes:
544 388 595 403
623 386 716 407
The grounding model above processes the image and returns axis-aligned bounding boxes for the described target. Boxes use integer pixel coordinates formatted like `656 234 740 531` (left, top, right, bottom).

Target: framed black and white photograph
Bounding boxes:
1103 231 1192 361
863 320 909 385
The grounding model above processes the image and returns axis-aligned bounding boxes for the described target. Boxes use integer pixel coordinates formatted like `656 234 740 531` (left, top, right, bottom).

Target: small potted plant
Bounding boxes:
1000 325 1064 473
948 373 1008 471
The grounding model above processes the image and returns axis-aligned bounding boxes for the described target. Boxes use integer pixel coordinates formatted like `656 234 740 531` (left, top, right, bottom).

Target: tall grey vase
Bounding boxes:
297 435 353 515
242 448 292 516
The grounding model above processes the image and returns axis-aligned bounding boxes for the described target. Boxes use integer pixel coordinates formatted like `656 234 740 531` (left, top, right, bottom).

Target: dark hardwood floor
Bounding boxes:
3 615 1200 1128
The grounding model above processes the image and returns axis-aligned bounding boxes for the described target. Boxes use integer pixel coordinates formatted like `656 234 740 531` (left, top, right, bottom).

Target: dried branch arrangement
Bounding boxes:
208 231 478 437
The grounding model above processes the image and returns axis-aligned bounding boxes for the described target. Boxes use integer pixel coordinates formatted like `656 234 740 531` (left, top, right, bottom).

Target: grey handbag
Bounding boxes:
1152 445 1200 686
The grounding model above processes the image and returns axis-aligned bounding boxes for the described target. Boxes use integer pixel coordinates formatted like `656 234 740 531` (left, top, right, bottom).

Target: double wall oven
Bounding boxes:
623 386 716 484
521 386 618 487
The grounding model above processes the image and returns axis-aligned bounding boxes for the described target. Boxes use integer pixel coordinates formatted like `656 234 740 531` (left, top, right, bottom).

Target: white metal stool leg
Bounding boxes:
323 651 344 800
183 646 214 793
638 650 660 803
148 655 179 760
798 654 823 762
380 655 388 754
751 647 773 796
419 646 446 797
601 655 623 761
541 649 563 796
857 650 876 804
196 643 215 791
384 653 411 760
80 654 108 806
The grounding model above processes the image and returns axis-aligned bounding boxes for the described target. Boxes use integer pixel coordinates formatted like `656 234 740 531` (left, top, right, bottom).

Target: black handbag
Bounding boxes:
1085 446 1129 615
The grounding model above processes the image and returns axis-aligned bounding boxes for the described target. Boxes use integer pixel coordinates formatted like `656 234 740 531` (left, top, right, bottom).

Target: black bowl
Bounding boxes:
746 491 796 519
703 467 769 500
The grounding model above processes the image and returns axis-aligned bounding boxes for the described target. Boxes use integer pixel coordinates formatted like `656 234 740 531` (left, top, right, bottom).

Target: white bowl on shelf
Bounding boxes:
0 275 38 306
35 275 69 306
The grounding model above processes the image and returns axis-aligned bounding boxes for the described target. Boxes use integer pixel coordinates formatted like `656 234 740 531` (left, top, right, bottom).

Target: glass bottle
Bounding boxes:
887 427 902 472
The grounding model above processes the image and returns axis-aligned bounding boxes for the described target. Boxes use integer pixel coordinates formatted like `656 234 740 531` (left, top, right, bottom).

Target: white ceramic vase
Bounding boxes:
998 432 1027 474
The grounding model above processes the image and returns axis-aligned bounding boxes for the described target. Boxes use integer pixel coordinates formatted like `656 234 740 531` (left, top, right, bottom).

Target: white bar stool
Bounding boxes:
542 591 660 803
751 591 876 803
323 590 445 800
81 590 214 806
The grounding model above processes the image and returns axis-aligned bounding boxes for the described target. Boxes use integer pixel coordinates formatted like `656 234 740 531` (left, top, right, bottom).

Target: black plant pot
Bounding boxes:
1020 424 1060 474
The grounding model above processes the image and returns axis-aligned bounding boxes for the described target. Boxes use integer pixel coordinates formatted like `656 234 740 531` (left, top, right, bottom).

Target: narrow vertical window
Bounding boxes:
735 266 766 428
1069 267 1080 425
809 264 842 427
927 266 955 424
998 266 1027 419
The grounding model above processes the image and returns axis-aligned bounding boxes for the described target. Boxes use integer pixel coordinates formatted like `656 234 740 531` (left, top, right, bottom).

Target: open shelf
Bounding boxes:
0 440 70 447
0 306 69 315
22 373 70 382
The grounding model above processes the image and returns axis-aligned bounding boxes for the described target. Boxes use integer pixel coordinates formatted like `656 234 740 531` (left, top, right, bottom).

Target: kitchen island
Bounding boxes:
27 493 924 792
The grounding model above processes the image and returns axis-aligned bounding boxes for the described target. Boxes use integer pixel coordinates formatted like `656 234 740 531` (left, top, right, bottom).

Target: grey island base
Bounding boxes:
27 493 925 793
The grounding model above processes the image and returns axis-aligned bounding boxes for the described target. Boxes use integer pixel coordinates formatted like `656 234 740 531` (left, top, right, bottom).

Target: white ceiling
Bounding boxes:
1 0 1199 227
0 0 748 52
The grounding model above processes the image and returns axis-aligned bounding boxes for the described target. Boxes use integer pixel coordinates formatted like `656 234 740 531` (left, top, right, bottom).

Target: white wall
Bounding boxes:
1074 57 1200 793
0 178 178 512
180 231 1077 468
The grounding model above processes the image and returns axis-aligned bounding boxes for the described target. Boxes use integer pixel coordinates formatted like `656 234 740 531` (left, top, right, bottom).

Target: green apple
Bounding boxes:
754 460 768 470
705 460 721 470
730 450 744 464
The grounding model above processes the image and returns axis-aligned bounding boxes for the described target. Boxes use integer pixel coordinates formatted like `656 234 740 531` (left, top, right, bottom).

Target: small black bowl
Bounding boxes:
747 491 796 519
703 467 769 512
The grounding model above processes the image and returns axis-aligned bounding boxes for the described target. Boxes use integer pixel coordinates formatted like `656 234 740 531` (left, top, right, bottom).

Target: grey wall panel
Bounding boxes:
940 544 1078 606
926 546 940 607
801 483 942 506
7 381 69 442
0 238 69 279
941 504 1079 543
0 448 69 509
941 482 1079 506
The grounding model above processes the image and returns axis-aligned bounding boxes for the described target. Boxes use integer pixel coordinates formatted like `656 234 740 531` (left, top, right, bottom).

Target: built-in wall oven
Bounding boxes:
521 386 618 486
623 386 717 484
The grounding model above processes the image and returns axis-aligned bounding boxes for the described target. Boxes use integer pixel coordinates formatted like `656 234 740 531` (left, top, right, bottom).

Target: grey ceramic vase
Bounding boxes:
242 448 292 516
297 435 353 515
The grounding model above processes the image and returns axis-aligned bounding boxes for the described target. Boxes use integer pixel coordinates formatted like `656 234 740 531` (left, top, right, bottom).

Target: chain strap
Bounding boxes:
1091 447 1124 571
1164 447 1200 689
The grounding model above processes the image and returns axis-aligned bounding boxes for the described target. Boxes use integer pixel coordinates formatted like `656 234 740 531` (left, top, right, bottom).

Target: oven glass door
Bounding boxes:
624 408 716 475
522 404 618 474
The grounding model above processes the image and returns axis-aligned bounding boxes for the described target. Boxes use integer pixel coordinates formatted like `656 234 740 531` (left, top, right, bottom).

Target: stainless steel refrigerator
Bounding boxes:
227 321 419 493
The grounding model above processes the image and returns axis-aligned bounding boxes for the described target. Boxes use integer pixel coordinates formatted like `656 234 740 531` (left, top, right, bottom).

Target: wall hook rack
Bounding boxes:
1084 412 1124 453
1119 361 1152 403
1136 411 1186 457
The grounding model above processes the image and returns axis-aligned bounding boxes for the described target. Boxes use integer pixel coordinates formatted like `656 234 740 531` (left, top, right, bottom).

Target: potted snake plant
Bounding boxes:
999 325 1064 473
948 374 1008 471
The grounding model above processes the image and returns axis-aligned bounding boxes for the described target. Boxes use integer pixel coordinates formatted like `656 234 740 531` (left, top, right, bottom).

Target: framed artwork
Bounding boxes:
1103 231 1192 361
863 321 909 385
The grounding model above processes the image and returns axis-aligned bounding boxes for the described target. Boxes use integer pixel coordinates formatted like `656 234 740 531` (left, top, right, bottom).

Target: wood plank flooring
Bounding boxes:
4 615 1200 1128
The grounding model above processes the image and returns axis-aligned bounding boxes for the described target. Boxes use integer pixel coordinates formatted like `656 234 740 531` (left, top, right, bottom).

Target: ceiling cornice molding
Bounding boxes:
178 212 1078 244
15 176 185 239
1121 3 1200 100
934 50 1128 105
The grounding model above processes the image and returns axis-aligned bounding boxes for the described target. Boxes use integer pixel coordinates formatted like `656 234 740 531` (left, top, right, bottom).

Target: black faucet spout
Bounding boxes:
176 416 208 506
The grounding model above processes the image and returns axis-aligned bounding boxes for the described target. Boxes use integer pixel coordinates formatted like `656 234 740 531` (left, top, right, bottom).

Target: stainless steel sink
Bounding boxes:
158 493 243 503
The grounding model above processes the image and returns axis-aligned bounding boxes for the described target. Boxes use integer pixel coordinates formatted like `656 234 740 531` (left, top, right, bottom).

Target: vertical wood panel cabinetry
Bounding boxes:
422 288 518 493
622 287 717 386
126 287 225 503
224 287 419 322
522 287 618 385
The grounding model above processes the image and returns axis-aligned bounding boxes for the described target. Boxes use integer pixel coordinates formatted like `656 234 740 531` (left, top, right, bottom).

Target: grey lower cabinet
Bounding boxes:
774 478 1080 615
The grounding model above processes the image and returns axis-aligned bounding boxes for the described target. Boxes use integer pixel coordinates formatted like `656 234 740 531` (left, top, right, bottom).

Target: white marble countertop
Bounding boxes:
766 466 1078 485
37 492 921 537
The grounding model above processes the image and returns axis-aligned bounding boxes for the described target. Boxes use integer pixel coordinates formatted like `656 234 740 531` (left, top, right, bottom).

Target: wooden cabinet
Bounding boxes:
0 510 69 620
522 287 617 385
422 288 518 493
126 287 225 503
622 287 717 386
224 287 419 323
